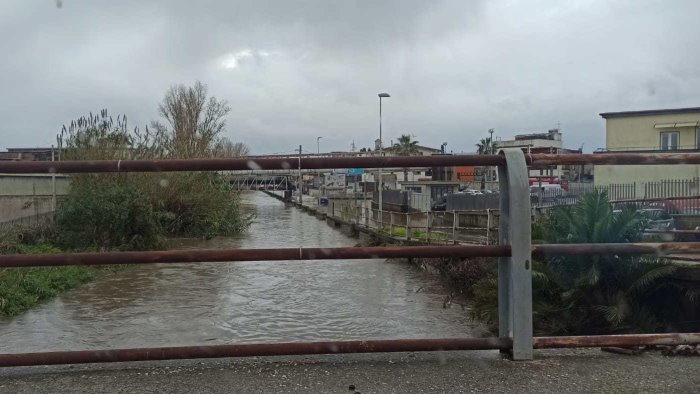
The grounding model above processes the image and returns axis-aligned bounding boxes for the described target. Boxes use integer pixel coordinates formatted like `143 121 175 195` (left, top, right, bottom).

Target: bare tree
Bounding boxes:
152 81 230 158
215 137 250 157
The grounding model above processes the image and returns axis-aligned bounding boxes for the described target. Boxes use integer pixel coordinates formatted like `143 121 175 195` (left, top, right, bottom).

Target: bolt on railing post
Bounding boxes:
498 148 533 361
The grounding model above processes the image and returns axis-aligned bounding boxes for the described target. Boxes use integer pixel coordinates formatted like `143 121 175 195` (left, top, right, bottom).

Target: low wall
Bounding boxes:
0 174 70 223
0 196 54 223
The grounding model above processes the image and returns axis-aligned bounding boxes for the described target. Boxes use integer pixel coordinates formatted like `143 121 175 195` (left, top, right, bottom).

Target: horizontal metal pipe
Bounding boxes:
0 245 510 268
533 333 700 349
611 195 700 203
533 242 700 257
529 153 700 166
0 338 511 367
2 152 700 174
0 333 697 367
1 243 700 268
0 155 505 174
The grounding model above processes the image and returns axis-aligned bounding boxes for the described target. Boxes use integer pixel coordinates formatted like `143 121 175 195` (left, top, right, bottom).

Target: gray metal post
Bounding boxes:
497 148 533 360
51 145 56 213
452 211 457 245
298 145 303 204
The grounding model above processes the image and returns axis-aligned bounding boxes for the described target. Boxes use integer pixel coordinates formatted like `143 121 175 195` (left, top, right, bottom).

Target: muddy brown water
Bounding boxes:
0 192 478 352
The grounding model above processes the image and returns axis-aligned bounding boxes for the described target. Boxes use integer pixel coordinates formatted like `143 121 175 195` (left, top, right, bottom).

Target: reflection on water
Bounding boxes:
0 192 478 352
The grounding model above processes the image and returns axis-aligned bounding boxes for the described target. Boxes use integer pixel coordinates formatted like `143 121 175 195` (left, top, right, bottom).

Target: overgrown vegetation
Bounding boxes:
55 81 251 249
382 226 450 242
470 190 700 335
1 81 252 316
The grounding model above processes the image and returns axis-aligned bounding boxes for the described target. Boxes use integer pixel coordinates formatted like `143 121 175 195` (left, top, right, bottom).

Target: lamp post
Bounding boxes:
316 136 323 196
489 128 495 181
377 92 390 227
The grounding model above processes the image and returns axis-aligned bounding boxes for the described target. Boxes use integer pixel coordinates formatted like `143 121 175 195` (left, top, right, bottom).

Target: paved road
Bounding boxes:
1 349 698 393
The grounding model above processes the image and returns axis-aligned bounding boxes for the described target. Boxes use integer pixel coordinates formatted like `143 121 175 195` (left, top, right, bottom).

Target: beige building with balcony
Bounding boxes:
595 107 700 195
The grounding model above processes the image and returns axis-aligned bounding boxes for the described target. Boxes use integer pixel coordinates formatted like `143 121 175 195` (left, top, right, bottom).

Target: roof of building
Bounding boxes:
384 144 441 153
6 147 54 152
599 107 700 119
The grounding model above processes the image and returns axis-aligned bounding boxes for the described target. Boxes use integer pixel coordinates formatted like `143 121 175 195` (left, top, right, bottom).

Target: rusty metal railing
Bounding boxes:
1 150 700 365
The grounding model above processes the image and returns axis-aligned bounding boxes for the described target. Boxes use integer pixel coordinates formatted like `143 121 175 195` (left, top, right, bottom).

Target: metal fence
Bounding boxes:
0 151 699 366
644 177 700 198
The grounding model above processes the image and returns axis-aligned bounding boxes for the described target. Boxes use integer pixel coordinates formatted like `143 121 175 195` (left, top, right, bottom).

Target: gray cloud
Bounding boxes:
1 0 699 154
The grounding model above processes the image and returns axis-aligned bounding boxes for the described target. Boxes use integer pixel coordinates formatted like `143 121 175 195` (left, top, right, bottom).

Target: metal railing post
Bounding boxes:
498 148 533 360
390 212 394 236
452 211 457 245
425 212 431 244
486 208 491 246
405 212 410 241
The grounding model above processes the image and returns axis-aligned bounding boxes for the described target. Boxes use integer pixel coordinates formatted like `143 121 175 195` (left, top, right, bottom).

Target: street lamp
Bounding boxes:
377 92 390 227
316 136 323 197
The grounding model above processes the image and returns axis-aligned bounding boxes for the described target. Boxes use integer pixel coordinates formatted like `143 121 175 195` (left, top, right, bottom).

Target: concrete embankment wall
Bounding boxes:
0 174 70 223
262 190 413 246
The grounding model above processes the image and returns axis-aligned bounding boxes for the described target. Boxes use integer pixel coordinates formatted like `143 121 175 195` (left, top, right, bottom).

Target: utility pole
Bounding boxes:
378 93 390 225
488 128 495 181
51 145 56 212
298 145 303 204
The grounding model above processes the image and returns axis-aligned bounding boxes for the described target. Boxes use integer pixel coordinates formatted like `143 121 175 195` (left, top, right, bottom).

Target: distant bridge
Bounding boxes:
229 174 294 191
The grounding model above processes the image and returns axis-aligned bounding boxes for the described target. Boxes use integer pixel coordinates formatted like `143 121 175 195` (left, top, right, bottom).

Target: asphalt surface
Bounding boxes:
0 349 698 393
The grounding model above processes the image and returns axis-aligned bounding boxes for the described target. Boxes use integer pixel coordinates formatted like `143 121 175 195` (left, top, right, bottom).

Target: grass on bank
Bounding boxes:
382 226 450 242
0 228 126 318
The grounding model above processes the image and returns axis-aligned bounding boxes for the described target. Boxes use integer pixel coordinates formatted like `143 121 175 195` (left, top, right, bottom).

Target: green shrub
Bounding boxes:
137 172 248 238
55 177 164 250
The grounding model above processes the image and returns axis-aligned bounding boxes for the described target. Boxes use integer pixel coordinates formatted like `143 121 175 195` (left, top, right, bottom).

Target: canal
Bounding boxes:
0 192 478 352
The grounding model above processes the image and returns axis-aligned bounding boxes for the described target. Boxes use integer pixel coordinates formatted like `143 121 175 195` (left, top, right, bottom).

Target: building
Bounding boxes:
0 147 56 162
494 129 582 182
595 106 700 195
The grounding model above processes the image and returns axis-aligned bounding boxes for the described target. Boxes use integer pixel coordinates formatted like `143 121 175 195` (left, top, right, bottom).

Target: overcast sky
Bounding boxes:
1 0 699 154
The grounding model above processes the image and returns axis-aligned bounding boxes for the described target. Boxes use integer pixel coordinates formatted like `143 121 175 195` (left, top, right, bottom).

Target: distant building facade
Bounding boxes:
595 107 700 194
0 147 56 162
495 129 582 181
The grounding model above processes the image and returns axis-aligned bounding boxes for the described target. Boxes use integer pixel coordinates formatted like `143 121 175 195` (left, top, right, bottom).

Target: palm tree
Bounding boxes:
475 137 497 182
392 134 420 181
475 137 495 155
471 190 699 335
534 190 697 334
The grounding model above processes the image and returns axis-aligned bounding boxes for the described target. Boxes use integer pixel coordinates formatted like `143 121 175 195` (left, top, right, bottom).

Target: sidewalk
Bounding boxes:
1 349 697 393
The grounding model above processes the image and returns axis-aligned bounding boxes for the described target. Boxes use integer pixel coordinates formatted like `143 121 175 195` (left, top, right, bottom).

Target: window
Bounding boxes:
660 131 679 150
696 127 700 149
